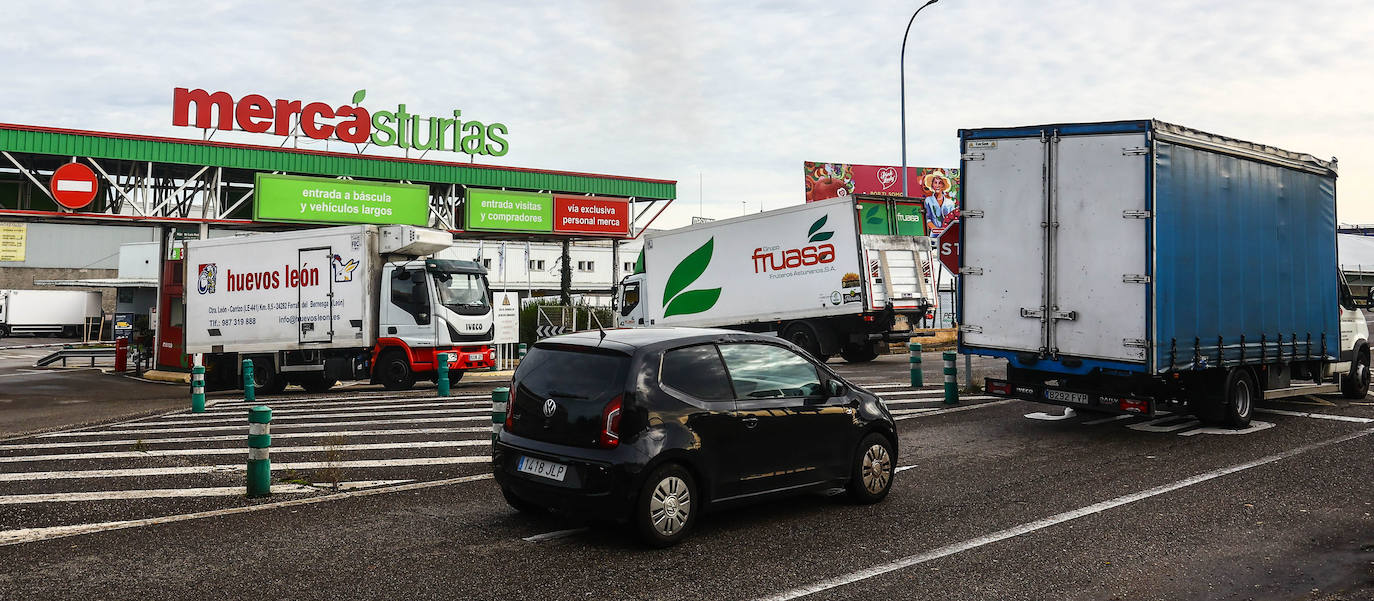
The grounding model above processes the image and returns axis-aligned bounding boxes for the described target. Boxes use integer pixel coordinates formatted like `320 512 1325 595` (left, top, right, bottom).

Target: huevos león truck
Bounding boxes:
184 224 495 393
616 196 935 362
958 119 1367 428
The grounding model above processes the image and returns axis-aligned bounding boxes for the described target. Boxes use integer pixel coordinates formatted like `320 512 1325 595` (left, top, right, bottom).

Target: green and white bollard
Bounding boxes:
247 405 272 498
491 387 510 441
517 343 527 361
909 343 923 387
242 358 255 403
943 351 959 405
436 352 451 397
191 364 206 413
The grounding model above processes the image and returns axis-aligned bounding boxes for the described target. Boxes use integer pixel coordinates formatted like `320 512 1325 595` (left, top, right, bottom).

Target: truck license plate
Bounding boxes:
517 456 568 482
1045 389 1089 405
468 352 484 362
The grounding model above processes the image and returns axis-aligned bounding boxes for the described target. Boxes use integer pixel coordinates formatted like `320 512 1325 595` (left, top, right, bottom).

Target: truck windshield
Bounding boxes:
433 272 491 315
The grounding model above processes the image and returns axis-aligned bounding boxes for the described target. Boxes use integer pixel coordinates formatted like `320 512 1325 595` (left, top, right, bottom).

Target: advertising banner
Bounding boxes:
804 162 960 236
553 195 629 236
0 224 26 261
466 189 553 233
254 174 429 226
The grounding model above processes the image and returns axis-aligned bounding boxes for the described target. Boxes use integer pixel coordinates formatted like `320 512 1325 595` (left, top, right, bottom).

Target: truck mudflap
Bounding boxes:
984 378 1156 417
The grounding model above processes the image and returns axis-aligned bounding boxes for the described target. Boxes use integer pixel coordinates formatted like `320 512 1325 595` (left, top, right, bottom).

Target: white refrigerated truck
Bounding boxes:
616 196 935 362
0 289 101 338
184 224 496 393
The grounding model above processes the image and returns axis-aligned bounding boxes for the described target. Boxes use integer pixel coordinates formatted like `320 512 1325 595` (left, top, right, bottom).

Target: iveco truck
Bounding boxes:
959 119 1367 428
616 196 935 362
184 224 495 393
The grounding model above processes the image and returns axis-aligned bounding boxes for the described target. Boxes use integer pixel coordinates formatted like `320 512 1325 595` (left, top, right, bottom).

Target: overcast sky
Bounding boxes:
2 0 1370 229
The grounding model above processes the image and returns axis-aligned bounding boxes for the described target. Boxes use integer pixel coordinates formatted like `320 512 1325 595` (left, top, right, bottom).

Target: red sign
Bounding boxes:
49 163 99 209
938 221 960 274
553 195 629 236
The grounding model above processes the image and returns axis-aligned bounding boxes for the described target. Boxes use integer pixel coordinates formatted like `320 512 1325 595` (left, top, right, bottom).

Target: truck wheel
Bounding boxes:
299 373 336 394
0 325 8 338
377 350 416 391
840 343 880 363
251 358 287 395
783 322 823 360
1203 368 1255 429
431 369 465 384
1342 348 1370 399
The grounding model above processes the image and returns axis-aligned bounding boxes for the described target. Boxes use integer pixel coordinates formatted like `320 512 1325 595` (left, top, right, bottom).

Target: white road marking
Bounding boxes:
878 390 949 399
892 399 1016 421
211 393 491 408
1082 415 1134 425
754 427 1374 601
1178 421 1276 436
0 428 489 451
1126 416 1200 433
136 407 490 427
523 527 590 542
895 465 917 473
1024 408 1076 421
887 408 938 416
858 383 929 390
0 473 494 546
1256 408 1374 424
36 416 490 437
0 455 491 482
195 400 487 415
0 480 412 504
0 439 489 463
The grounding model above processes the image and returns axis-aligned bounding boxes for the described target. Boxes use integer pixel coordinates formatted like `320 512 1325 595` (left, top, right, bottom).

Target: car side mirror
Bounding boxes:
826 379 845 397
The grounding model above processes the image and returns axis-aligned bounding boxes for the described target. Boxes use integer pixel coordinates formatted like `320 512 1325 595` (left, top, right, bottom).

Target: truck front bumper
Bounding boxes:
983 377 1157 417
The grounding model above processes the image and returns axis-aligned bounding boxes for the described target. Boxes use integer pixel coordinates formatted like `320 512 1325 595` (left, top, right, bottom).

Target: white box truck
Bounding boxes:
184 224 496 393
615 196 935 362
0 290 101 338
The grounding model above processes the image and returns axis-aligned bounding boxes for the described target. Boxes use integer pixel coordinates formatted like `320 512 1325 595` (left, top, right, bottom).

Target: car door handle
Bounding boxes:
742 417 758 429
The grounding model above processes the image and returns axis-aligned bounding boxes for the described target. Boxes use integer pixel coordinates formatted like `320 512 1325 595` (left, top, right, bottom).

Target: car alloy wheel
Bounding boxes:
847 433 895 503
635 464 697 547
861 443 892 494
649 476 691 537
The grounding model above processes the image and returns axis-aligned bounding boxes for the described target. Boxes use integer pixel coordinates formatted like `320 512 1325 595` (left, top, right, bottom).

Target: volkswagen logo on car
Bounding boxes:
542 398 557 418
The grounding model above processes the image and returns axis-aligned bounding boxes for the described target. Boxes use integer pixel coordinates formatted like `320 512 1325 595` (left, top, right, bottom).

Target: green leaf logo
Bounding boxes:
864 204 883 225
662 237 720 317
807 215 834 243
352 89 367 105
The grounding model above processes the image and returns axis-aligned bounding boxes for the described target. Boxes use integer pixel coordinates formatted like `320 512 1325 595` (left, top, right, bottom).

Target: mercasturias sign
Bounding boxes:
173 87 509 157
254 174 430 226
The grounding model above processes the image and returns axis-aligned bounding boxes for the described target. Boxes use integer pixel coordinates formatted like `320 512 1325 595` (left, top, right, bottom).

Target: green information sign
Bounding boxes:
466 189 553 232
894 203 925 236
857 200 890 236
254 174 430 226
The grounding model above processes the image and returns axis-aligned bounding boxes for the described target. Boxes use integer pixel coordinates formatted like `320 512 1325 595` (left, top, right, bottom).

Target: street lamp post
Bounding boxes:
901 0 940 198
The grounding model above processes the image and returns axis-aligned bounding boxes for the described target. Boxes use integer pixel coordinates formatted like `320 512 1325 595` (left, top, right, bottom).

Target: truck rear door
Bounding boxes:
961 129 1149 364
298 247 334 344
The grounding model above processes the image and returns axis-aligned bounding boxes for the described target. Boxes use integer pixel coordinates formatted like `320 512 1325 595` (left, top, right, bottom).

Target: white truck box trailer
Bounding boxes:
0 290 101 337
616 196 935 362
184 225 495 393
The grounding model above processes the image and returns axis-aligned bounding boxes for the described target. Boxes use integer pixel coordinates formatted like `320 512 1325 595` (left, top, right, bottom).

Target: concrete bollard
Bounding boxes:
191 365 206 413
242 358 255 403
491 387 510 440
943 351 959 405
436 352 451 397
909 343 923 387
247 405 272 498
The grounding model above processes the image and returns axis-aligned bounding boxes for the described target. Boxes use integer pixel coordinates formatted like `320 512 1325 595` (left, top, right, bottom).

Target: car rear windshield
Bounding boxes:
515 345 630 402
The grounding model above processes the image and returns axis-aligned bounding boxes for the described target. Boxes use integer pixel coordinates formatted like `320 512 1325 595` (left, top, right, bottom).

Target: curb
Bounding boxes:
0 342 79 350
140 369 191 384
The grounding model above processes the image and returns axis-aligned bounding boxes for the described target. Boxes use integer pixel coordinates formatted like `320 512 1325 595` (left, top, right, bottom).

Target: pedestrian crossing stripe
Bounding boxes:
0 480 414 505
0 428 490 451
0 456 492 482
37 416 492 437
0 439 490 463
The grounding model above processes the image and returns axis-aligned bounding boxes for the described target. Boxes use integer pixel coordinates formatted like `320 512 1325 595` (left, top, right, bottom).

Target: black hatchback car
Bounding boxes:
492 327 898 546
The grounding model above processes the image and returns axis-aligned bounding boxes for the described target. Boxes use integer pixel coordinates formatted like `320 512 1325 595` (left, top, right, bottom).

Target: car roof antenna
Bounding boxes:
597 319 607 343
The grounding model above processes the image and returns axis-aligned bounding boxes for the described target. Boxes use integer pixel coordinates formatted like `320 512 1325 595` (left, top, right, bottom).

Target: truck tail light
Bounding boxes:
862 315 876 322
598 394 623 449
1118 398 1149 414
986 380 1012 396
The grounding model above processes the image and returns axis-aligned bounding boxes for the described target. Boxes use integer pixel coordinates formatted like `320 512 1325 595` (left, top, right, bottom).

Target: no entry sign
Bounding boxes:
938 220 960 275
49 163 99 210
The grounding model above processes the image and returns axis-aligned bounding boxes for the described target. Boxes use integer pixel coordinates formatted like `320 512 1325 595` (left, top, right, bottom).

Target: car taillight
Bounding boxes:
598 394 623 449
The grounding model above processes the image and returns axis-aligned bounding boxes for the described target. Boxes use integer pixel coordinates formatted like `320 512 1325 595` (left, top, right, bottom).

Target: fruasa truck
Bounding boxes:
184 224 495 393
616 195 935 362
959 119 1367 428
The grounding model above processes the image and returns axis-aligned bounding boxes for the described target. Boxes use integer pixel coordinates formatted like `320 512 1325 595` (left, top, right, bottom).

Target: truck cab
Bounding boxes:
372 258 496 390
616 273 645 328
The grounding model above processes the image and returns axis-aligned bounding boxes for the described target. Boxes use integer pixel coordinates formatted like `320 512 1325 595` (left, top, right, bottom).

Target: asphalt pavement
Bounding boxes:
0 353 1371 600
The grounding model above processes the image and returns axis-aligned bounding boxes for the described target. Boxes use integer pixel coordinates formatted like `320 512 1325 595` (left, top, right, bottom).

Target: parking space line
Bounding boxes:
892 399 1015 421
0 456 491 482
755 427 1374 601
0 428 489 451
1256 408 1374 424
523 527 590 542
0 439 489 463
0 473 494 546
0 480 413 505
36 416 490 437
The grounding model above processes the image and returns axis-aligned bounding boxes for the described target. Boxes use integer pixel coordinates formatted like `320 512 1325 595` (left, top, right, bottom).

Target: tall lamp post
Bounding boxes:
901 0 940 198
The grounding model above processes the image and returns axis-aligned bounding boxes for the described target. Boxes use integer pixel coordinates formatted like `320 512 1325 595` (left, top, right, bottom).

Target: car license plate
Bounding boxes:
469 352 484 362
1045 389 1089 405
517 456 568 482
